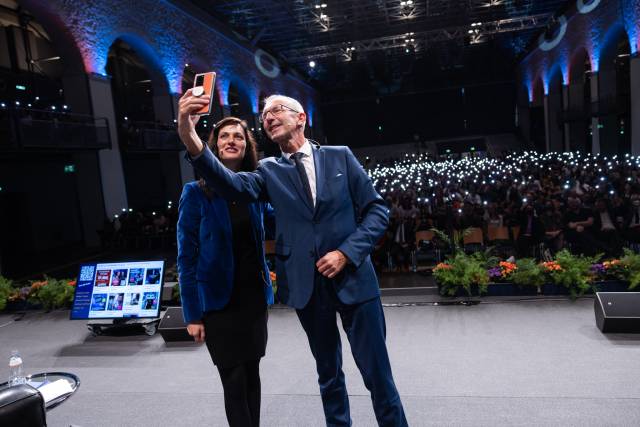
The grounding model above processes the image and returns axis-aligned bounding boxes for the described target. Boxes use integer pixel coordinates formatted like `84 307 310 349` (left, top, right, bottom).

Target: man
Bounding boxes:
177 91 407 427
563 197 597 255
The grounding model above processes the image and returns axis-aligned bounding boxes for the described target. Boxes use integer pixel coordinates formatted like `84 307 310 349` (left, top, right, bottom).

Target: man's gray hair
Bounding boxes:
264 94 305 114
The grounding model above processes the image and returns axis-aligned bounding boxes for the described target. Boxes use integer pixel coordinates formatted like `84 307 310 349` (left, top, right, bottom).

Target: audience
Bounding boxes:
368 151 640 269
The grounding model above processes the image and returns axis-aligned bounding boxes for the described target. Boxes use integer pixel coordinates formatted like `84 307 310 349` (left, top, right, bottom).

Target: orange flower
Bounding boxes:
30 280 47 290
269 271 277 281
434 263 452 271
68 280 77 287
541 261 563 272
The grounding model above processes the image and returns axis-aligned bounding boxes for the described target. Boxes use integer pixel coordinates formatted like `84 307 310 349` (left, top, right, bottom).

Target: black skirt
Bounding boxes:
202 298 267 368
202 200 267 368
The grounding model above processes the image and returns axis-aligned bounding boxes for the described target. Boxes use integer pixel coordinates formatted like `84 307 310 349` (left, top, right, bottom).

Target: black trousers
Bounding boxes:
216 359 261 427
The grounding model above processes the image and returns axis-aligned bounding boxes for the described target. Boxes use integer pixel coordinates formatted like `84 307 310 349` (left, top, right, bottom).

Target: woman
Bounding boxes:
177 117 273 427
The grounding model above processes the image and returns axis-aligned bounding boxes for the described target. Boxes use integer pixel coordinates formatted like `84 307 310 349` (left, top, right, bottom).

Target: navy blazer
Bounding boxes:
177 181 274 323
190 143 389 309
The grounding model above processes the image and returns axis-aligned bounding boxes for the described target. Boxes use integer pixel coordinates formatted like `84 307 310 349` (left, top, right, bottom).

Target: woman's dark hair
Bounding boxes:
199 117 258 198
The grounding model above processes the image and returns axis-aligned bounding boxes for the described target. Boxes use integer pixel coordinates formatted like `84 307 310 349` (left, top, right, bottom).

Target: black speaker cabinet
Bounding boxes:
158 307 193 342
595 292 640 333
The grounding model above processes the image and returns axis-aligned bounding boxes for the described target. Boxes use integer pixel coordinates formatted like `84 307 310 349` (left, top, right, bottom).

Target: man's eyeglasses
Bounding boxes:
259 104 299 123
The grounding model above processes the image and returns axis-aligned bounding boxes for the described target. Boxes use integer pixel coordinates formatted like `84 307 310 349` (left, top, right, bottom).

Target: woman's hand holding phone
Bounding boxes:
177 87 209 156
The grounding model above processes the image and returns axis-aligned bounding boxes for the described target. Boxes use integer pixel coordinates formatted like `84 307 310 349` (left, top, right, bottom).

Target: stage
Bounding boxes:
1 296 639 426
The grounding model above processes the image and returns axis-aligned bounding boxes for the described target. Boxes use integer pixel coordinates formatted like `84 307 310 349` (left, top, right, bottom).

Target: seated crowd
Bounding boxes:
369 151 640 271
99 206 178 250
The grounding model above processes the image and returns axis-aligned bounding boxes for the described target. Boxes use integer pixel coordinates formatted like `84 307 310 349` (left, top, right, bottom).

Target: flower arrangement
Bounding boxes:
511 258 546 288
543 250 599 298
488 261 517 281
433 252 489 297
0 276 13 311
4 276 77 310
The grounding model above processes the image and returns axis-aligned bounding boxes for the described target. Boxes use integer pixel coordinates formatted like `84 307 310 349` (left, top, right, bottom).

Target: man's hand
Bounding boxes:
316 250 349 278
177 88 209 156
187 321 205 343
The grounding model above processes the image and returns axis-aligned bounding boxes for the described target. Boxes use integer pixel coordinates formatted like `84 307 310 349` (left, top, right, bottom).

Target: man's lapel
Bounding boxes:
277 155 314 212
312 145 325 214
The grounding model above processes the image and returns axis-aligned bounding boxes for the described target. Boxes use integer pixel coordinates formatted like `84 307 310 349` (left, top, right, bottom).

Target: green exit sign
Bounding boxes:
64 165 76 173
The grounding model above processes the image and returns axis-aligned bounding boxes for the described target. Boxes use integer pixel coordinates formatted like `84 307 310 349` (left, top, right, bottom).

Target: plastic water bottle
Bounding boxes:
8 350 26 386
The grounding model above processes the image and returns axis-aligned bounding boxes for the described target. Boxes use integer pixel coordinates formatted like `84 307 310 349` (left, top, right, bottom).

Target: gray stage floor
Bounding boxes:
1 297 640 426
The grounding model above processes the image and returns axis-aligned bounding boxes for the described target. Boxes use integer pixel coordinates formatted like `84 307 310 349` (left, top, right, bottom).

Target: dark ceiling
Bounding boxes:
188 0 570 98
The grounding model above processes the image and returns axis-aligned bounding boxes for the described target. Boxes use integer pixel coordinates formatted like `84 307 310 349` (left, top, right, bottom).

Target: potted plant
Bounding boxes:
542 250 598 298
433 252 489 297
486 260 520 296
591 258 629 292
619 249 640 290
27 277 77 311
509 258 543 295
0 276 13 312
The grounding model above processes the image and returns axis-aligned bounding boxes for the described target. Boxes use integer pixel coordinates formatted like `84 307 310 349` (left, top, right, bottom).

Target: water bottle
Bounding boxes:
8 350 26 386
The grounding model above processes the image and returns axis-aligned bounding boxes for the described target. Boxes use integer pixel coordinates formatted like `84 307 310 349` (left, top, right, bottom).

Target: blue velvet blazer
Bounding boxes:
177 181 274 323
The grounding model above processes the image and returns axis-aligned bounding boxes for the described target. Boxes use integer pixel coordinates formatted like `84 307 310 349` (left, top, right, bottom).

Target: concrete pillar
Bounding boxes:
518 103 531 147
631 55 640 156
590 72 601 154
59 72 107 247
544 95 551 153
598 67 618 156
562 84 570 151
568 80 587 152
547 85 564 152
88 73 129 219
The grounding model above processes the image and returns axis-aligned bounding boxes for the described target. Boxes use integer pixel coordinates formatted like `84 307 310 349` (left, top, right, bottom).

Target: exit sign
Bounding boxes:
64 165 76 173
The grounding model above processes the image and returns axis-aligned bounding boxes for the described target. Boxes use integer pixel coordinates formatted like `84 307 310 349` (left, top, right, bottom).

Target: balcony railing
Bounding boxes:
0 107 111 151
120 121 185 151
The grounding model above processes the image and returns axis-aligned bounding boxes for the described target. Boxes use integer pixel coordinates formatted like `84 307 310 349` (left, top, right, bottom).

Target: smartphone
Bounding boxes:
192 71 216 115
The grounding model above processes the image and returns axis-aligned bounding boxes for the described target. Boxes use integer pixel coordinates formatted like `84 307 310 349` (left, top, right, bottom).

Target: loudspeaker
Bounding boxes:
158 307 193 342
595 292 640 333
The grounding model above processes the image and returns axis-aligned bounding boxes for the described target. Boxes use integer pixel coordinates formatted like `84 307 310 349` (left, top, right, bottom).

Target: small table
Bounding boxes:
0 372 80 410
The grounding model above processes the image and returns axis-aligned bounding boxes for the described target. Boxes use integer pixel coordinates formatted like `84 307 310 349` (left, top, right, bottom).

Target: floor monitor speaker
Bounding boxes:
158 306 193 342
595 292 640 333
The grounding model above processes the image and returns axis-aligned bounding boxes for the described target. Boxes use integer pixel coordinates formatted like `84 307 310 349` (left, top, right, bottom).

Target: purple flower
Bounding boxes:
488 267 502 279
591 263 605 275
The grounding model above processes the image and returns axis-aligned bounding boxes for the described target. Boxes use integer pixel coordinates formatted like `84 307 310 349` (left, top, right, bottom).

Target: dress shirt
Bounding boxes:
282 140 317 207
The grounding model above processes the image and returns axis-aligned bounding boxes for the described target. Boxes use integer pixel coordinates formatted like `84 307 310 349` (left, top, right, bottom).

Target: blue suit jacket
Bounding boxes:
177 181 274 323
190 143 389 309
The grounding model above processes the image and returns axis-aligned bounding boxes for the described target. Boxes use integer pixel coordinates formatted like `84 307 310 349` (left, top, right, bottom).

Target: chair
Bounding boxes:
411 230 440 272
0 384 47 427
486 225 509 242
462 227 484 253
511 225 521 242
